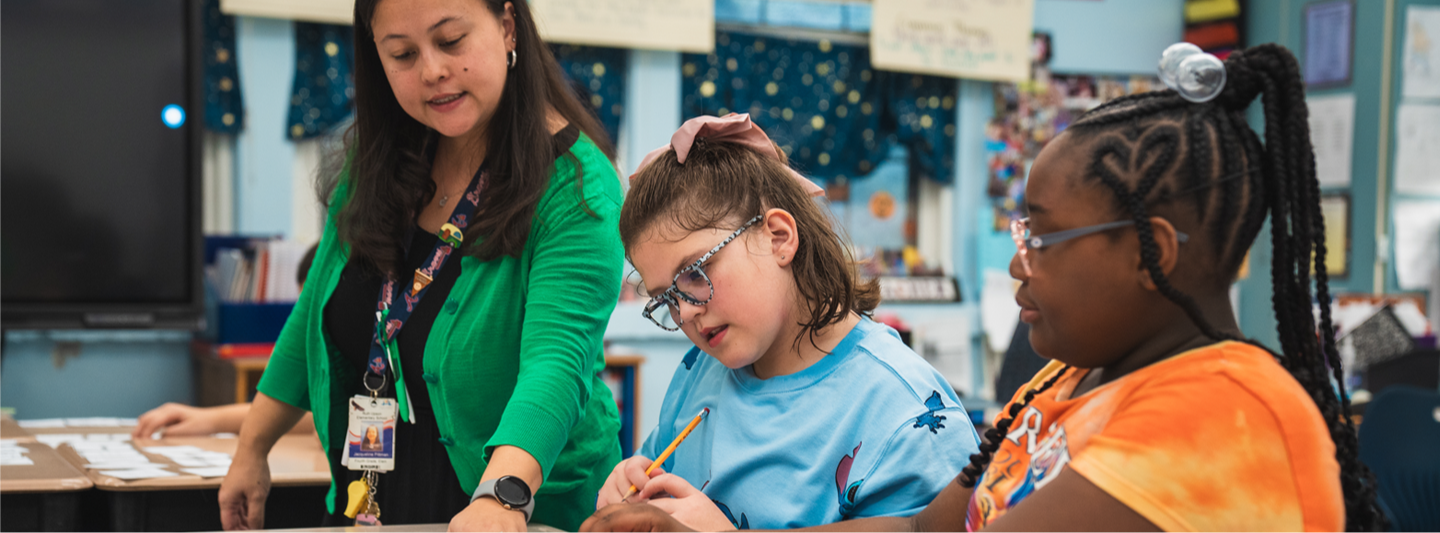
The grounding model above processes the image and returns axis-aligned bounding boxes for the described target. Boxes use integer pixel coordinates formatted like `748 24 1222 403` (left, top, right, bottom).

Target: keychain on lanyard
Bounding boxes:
342 160 487 526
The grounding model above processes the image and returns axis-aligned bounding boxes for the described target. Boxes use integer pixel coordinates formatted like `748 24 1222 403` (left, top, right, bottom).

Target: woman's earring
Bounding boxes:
508 49 517 69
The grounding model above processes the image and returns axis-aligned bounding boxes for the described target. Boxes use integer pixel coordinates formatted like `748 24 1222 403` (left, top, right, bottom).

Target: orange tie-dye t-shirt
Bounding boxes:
965 341 1344 532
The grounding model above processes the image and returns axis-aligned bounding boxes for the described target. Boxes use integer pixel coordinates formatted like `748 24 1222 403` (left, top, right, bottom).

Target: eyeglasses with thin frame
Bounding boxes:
1010 217 1190 276
642 215 764 331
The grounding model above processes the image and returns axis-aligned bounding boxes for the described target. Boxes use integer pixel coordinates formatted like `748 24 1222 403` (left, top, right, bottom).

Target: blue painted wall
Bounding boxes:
1237 0 1437 350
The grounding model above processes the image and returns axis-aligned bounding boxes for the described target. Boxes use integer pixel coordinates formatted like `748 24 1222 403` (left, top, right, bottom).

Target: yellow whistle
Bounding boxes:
344 479 371 519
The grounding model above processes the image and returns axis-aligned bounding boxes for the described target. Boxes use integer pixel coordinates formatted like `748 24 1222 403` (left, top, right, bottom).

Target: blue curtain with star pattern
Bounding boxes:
552 44 628 143
288 23 355 140
682 32 956 184
203 0 243 133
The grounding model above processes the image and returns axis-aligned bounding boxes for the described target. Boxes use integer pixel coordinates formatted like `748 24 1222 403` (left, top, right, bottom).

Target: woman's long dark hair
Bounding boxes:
330 0 614 274
958 44 1385 531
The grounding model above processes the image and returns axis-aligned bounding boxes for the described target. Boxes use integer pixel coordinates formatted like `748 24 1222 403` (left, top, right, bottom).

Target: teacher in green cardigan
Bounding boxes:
217 0 624 531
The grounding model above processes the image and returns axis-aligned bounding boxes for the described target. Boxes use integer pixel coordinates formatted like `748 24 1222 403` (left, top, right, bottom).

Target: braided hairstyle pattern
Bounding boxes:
956 44 1384 532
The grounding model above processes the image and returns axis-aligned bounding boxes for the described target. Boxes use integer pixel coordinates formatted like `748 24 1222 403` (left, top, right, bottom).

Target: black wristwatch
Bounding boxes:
471 475 534 522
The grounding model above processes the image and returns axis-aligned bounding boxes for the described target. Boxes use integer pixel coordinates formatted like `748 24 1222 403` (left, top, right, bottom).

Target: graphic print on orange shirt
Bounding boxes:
963 341 1345 532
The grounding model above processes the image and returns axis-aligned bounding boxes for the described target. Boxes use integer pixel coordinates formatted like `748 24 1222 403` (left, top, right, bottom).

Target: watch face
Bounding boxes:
496 477 530 505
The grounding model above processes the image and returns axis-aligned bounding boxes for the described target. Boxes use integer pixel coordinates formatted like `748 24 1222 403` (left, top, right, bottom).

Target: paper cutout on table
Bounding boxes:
17 418 66 428
529 0 714 53
1307 94 1354 188
980 269 1022 354
871 0 1036 82
1392 200 1440 290
84 462 170 470
0 440 33 466
182 466 233 478
35 434 85 447
100 468 179 480
143 445 209 456
1402 5 1440 99
1304 0 1353 87
173 457 210 467
1394 103 1440 196
64 417 121 427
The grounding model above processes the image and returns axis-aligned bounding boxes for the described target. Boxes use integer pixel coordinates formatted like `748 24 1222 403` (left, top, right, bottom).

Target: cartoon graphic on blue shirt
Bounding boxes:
913 391 949 433
835 443 864 508
639 318 982 529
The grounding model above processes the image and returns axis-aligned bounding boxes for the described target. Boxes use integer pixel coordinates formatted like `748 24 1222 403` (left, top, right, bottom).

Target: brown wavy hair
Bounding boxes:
619 140 879 350
326 0 614 275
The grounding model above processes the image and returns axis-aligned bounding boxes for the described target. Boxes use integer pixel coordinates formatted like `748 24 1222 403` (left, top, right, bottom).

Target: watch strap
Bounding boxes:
470 477 534 522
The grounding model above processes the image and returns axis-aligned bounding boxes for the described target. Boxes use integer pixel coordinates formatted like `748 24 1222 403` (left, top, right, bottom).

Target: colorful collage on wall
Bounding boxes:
985 33 1162 230
1183 0 1244 58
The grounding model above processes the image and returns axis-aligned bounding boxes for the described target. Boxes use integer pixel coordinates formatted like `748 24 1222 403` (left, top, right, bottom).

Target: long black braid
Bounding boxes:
957 44 1384 531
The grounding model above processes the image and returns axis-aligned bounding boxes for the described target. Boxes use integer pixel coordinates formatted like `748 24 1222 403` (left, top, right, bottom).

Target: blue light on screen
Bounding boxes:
161 104 185 129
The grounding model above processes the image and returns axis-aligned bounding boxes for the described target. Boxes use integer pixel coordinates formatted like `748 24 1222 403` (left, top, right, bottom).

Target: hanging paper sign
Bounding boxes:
220 0 353 24
870 0 1035 82
529 0 714 53
878 276 962 303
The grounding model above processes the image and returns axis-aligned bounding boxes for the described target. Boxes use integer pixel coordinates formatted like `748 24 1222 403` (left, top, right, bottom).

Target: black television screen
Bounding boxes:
2 0 203 329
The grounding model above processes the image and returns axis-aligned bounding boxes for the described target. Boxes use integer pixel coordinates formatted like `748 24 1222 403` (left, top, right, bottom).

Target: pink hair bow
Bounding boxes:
631 113 826 197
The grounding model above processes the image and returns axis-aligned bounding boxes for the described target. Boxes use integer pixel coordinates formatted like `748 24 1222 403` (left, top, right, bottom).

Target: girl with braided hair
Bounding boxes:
583 43 1385 532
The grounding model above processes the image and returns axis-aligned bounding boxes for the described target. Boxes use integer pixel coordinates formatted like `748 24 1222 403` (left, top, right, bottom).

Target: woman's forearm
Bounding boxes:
235 392 306 460
479 445 545 492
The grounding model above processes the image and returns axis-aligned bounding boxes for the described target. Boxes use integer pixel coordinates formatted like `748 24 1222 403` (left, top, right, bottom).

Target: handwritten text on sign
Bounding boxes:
529 0 714 53
871 0 1035 82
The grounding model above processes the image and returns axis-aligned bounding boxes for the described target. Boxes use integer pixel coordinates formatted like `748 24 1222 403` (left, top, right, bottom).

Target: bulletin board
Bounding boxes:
870 0 1036 82
529 0 714 53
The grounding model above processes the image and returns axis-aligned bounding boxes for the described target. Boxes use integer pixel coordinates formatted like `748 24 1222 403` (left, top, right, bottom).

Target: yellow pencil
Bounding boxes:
622 407 709 502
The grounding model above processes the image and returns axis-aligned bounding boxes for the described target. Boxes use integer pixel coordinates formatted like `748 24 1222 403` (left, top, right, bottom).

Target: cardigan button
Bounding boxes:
443 299 459 314
438 437 455 446
422 372 439 384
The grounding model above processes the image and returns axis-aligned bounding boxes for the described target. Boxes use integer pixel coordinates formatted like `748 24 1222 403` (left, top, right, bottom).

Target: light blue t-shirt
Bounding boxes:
639 318 980 529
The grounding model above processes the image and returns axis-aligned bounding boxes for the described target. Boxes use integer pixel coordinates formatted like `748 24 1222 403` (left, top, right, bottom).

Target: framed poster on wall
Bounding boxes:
1303 0 1354 88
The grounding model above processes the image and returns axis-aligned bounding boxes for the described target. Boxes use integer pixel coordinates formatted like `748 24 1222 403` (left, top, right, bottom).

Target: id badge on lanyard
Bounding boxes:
343 159 487 524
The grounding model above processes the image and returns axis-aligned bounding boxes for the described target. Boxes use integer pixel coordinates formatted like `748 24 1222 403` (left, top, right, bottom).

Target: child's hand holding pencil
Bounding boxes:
595 408 709 510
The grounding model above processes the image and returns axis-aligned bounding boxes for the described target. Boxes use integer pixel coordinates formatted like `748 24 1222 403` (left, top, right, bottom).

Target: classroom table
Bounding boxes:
1 415 32 441
0 441 96 531
52 431 332 531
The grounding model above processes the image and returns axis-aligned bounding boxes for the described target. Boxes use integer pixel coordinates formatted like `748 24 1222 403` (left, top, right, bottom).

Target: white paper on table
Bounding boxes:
65 417 121 427
1392 200 1440 290
35 434 85 447
172 457 209 467
117 418 139 426
1394 103 1440 196
1 457 35 466
182 466 232 478
17 419 66 429
83 462 170 470
100 468 179 480
980 269 1022 354
1402 5 1440 99
1307 94 1355 188
142 445 208 456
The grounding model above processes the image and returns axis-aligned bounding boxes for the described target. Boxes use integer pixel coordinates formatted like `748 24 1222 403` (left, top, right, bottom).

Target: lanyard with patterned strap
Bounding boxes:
363 161 486 422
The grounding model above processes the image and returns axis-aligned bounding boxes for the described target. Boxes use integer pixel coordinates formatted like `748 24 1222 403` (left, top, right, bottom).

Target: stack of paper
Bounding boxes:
1 440 34 466
68 440 177 480
18 418 138 428
144 446 233 478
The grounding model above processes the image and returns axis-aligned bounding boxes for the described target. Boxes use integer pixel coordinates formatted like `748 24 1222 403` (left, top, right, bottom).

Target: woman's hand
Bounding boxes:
635 474 735 532
448 497 528 532
581 502 694 532
133 403 216 439
596 455 665 510
218 453 271 530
